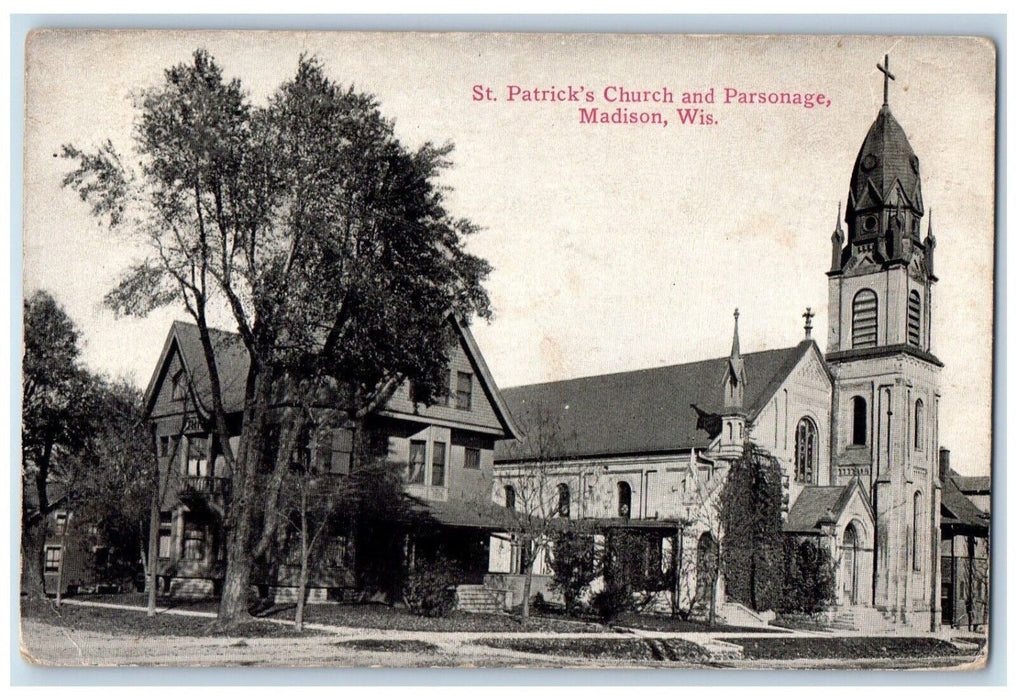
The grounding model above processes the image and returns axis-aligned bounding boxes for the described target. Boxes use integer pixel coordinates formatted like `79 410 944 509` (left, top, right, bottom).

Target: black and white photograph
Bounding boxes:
18 30 995 670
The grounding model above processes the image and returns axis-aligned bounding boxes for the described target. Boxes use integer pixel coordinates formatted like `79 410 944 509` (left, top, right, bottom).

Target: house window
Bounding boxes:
182 522 206 561
794 417 818 483
557 484 571 517
851 396 868 446
852 289 878 349
913 491 923 571
171 369 186 400
158 512 173 559
321 427 354 475
54 511 68 536
504 485 516 510
44 546 62 573
456 372 473 411
464 447 481 470
618 481 632 519
431 441 447 487
907 290 922 347
914 399 924 451
187 436 210 477
407 440 427 484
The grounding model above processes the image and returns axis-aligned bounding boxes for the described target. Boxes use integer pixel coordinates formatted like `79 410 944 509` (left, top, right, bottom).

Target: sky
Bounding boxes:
23 31 996 475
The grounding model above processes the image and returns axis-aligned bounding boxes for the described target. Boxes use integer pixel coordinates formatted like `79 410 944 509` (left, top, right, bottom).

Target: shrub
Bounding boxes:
547 532 599 616
780 538 837 614
402 560 461 618
591 586 632 623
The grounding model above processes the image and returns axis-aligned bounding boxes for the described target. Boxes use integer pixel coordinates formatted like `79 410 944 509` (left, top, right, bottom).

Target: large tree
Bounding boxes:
62 51 492 626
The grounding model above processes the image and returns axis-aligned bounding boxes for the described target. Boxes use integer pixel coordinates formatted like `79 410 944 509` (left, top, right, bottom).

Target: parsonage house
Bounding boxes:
139 58 989 629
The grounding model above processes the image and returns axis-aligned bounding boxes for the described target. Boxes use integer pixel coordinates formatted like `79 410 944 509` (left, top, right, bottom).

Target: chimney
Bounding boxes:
939 447 951 480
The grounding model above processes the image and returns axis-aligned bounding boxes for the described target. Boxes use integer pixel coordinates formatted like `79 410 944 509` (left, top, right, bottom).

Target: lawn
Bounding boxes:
261 602 604 633
729 636 974 660
477 636 710 663
20 597 317 638
611 612 786 634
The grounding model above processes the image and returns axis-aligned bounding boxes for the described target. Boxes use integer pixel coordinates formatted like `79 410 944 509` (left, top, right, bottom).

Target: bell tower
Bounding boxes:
825 56 942 629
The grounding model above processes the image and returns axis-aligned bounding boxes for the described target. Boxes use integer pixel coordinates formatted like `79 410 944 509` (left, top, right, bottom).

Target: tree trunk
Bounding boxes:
147 481 160 616
295 490 309 632
217 367 271 627
21 516 47 600
519 537 534 629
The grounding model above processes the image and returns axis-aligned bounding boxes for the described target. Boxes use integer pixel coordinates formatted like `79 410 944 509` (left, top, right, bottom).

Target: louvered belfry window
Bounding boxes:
852 289 878 349
907 291 922 347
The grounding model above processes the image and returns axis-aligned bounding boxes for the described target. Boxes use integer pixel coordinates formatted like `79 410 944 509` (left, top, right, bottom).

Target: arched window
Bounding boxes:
617 482 632 519
504 485 516 510
907 290 922 347
795 417 818 483
913 491 923 570
852 289 878 349
556 483 571 517
851 396 868 446
914 399 924 451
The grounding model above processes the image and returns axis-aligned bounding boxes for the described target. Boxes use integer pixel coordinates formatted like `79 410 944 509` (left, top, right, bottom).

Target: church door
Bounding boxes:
843 524 858 605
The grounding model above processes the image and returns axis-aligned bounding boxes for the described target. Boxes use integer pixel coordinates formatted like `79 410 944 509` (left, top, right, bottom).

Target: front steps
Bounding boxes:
828 605 932 634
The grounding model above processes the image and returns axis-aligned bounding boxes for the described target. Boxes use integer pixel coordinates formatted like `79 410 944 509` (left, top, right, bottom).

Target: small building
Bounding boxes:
938 449 990 630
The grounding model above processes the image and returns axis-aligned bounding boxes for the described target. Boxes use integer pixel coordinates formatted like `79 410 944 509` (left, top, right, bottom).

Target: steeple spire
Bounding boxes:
730 308 741 359
724 309 746 412
831 201 845 271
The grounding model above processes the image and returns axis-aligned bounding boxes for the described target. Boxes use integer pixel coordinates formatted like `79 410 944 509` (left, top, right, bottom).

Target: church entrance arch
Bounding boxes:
843 523 859 605
695 532 719 607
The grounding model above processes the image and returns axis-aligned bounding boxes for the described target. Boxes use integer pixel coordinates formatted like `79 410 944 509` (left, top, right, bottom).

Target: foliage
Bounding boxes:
547 532 599 616
21 291 155 597
61 49 493 624
402 559 462 618
779 538 837 614
719 442 786 612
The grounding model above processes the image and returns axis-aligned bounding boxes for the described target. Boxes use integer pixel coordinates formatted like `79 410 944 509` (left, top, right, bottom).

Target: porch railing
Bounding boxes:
182 476 231 497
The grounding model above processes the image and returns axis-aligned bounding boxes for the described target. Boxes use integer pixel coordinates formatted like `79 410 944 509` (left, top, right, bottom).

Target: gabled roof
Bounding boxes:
142 318 520 439
496 340 822 462
941 476 989 533
784 480 872 534
142 321 249 417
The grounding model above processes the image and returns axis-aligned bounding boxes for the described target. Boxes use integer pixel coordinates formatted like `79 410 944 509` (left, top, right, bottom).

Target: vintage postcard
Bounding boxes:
19 30 994 670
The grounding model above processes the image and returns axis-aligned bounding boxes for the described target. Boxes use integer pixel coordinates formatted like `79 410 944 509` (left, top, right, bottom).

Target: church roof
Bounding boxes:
495 340 817 462
784 483 861 534
847 106 924 217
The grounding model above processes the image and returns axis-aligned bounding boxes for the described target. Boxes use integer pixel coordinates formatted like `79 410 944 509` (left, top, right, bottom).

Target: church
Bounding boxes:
491 56 945 630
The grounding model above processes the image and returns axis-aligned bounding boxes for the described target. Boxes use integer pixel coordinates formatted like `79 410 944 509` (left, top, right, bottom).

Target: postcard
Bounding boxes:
20 30 994 669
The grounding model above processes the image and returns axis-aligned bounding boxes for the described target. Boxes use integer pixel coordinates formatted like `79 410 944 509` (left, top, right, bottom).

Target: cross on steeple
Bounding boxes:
803 307 815 339
877 54 895 107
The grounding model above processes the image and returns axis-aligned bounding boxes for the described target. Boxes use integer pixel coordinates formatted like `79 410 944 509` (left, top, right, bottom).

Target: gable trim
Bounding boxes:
453 316 522 440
